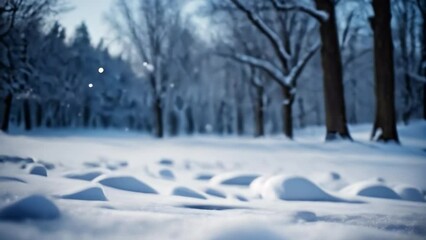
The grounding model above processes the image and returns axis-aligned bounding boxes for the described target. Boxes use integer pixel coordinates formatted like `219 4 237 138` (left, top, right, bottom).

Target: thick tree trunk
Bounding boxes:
253 86 264 137
314 0 351 141
23 99 32 131
370 0 399 142
282 86 293 139
1 93 13 132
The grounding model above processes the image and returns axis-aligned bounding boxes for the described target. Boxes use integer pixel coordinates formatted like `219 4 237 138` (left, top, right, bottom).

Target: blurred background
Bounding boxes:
0 0 424 138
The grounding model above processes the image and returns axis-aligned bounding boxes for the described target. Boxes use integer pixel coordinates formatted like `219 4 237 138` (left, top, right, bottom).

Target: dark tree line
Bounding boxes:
0 0 139 132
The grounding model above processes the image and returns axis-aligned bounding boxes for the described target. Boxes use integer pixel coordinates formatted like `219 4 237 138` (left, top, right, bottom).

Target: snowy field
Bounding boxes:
0 122 425 240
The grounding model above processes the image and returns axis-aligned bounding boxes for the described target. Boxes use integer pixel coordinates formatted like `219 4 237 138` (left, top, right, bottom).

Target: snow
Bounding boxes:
0 195 60 221
204 188 226 198
210 223 282 240
26 163 48 177
195 173 215 181
0 121 425 239
341 180 401 200
59 186 108 201
210 172 259 186
93 175 157 194
171 186 206 199
260 175 344 202
394 185 425 202
64 170 106 181
158 159 174 166
159 169 175 180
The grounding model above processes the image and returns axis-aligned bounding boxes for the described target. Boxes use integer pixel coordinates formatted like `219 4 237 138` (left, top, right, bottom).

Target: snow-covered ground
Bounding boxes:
0 122 425 240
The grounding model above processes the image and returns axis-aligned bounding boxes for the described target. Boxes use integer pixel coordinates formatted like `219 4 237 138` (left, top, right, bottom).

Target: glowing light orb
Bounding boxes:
98 67 104 74
88 83 94 88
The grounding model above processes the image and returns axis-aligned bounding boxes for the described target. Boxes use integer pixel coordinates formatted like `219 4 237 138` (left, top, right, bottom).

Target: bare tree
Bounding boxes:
111 0 181 138
224 0 320 139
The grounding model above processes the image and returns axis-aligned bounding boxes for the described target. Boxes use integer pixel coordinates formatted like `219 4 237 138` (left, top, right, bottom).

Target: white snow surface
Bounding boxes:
0 122 425 239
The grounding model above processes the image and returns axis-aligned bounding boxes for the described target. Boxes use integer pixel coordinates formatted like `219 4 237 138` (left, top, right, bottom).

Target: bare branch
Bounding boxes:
407 71 426 83
220 51 288 87
270 0 329 22
286 40 321 86
229 0 291 65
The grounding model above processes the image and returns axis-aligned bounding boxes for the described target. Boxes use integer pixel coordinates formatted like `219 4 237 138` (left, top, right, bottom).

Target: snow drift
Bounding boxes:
260 175 343 202
93 175 157 194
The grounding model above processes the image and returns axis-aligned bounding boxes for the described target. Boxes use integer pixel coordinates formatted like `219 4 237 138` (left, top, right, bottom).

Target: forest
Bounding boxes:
1 0 425 141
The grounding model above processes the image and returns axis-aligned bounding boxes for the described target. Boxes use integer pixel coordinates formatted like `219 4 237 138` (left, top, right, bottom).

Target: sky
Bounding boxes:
58 0 116 48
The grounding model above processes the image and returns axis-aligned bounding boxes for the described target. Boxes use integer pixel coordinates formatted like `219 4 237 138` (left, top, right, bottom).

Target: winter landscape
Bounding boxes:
1 0 426 239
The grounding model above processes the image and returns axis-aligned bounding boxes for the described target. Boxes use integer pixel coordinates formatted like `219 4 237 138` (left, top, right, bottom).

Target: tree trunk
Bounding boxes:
1 93 13 132
314 0 351 141
402 72 413 125
154 96 163 138
83 104 91 128
421 3 426 120
282 86 293 139
236 103 244 136
35 102 43 127
298 98 306 128
185 107 194 135
370 0 399 142
168 110 178 136
424 85 426 120
23 99 32 131
253 86 264 137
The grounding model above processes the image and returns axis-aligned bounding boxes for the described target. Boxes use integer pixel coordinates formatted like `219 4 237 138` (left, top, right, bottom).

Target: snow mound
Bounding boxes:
84 161 101 168
210 224 282 240
394 185 424 202
171 187 206 199
26 163 47 177
0 176 26 183
94 175 157 194
60 187 108 201
36 160 55 170
294 211 317 223
261 175 342 201
0 195 60 221
195 173 215 181
104 160 128 171
210 172 259 186
234 194 248 202
204 188 226 198
159 169 175 180
341 181 401 200
250 176 270 196
64 170 105 181
311 171 347 191
158 159 174 166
